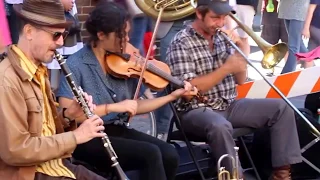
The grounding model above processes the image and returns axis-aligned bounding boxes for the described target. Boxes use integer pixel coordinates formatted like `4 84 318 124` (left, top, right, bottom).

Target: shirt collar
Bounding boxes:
11 45 48 82
82 44 101 66
11 45 38 81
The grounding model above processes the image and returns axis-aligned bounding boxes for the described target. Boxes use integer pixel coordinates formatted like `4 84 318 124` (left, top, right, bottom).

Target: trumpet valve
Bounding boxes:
219 167 226 172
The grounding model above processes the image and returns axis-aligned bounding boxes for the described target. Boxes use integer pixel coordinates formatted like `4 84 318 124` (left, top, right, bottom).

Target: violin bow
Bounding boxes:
127 1 176 123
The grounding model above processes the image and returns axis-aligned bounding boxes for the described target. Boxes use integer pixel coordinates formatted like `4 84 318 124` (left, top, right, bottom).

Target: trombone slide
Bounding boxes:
216 29 320 137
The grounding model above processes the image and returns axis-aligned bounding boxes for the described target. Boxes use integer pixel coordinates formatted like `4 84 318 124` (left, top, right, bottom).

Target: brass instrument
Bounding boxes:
217 147 240 180
135 0 195 21
216 15 320 137
193 0 287 69
227 13 288 71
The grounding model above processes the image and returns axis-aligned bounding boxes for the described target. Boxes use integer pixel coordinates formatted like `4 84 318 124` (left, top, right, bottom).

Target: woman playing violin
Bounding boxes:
56 2 196 180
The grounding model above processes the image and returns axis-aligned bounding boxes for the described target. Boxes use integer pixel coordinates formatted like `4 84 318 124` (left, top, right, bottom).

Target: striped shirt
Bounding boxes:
166 23 237 112
12 45 76 179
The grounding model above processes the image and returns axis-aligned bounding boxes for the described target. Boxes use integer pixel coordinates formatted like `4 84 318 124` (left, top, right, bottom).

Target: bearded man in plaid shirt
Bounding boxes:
166 0 302 179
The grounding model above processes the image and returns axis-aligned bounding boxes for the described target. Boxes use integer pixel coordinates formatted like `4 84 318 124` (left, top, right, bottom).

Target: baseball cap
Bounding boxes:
197 0 236 15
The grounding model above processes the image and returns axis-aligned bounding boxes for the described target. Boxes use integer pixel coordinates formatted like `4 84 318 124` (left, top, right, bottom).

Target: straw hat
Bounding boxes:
13 0 71 28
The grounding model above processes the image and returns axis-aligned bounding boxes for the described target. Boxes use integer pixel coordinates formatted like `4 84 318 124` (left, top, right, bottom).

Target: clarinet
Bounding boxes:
54 51 129 180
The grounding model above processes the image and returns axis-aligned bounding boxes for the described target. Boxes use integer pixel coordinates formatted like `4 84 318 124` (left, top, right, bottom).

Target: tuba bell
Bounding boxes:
217 147 240 180
134 0 195 21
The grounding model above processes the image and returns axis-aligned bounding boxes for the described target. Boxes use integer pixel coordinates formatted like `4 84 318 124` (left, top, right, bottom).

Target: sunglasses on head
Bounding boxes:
35 26 69 41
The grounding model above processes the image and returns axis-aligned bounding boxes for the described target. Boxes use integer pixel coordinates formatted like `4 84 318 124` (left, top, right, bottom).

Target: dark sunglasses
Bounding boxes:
35 26 69 41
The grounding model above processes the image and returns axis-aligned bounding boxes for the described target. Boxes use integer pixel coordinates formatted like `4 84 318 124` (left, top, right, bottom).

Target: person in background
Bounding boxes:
5 0 22 44
261 0 288 47
278 0 310 74
46 0 83 93
302 0 320 68
126 0 155 99
233 0 259 57
224 0 237 30
126 0 154 56
260 0 288 76
1 0 11 52
0 0 107 179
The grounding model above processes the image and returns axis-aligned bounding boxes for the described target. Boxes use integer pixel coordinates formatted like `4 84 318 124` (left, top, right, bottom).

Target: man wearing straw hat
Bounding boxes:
0 0 108 179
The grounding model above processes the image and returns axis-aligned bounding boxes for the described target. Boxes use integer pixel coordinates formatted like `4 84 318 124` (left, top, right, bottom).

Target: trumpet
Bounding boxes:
217 147 240 180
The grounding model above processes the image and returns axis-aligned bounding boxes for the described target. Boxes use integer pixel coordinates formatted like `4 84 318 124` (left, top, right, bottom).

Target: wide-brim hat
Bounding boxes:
13 0 72 28
197 0 236 15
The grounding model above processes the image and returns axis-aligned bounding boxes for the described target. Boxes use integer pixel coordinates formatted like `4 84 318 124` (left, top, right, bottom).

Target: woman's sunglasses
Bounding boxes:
35 26 69 41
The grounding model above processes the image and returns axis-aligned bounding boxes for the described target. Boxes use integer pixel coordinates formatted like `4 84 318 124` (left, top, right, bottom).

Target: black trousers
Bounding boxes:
73 125 179 180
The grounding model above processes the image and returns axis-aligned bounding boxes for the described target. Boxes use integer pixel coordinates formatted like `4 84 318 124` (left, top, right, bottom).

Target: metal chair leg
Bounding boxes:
238 136 262 180
165 87 206 180
300 136 320 174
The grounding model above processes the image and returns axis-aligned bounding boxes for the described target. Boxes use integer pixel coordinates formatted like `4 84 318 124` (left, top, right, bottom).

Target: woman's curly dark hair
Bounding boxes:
85 2 130 51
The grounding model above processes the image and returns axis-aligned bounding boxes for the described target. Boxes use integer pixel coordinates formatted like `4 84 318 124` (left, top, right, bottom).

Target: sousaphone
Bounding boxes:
135 0 195 21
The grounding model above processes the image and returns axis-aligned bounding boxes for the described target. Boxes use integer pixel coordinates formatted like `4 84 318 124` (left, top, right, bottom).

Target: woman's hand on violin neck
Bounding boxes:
170 81 198 99
107 100 138 116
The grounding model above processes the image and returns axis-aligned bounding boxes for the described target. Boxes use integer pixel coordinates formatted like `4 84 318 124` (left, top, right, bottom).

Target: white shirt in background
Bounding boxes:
46 1 84 70
5 0 23 4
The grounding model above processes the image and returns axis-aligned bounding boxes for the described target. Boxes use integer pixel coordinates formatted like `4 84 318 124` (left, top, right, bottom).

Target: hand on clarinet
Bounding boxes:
73 115 105 144
106 100 138 116
64 92 96 120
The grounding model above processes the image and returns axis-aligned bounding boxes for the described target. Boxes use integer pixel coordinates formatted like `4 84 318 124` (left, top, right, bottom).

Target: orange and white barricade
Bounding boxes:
236 66 320 99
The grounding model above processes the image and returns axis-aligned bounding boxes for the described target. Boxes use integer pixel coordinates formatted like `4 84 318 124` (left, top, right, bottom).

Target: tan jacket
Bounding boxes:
0 46 77 180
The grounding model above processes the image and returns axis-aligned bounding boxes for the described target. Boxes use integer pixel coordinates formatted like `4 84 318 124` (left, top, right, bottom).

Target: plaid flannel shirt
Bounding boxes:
167 24 237 112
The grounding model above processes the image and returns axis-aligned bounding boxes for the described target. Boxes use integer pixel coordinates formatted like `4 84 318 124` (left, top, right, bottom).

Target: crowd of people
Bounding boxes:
0 0 319 180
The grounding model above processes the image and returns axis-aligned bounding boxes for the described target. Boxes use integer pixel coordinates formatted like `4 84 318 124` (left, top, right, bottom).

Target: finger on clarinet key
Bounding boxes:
95 132 106 138
96 125 105 132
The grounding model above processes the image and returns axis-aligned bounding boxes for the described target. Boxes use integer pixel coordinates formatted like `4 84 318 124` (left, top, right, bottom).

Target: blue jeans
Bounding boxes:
129 16 152 56
281 19 308 74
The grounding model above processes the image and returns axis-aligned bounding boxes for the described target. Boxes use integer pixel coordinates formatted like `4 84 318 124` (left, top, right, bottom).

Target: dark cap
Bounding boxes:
197 0 236 15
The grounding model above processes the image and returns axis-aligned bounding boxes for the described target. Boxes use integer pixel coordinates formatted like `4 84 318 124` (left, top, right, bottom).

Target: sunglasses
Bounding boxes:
35 26 69 41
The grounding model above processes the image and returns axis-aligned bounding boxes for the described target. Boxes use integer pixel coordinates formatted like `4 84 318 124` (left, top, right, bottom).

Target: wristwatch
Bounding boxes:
62 108 75 124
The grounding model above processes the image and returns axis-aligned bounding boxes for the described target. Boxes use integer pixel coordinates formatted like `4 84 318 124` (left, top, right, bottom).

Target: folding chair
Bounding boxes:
166 100 261 180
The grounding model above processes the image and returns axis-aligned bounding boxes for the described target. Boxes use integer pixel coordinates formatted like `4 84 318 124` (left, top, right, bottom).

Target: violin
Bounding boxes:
105 52 184 91
104 44 205 101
